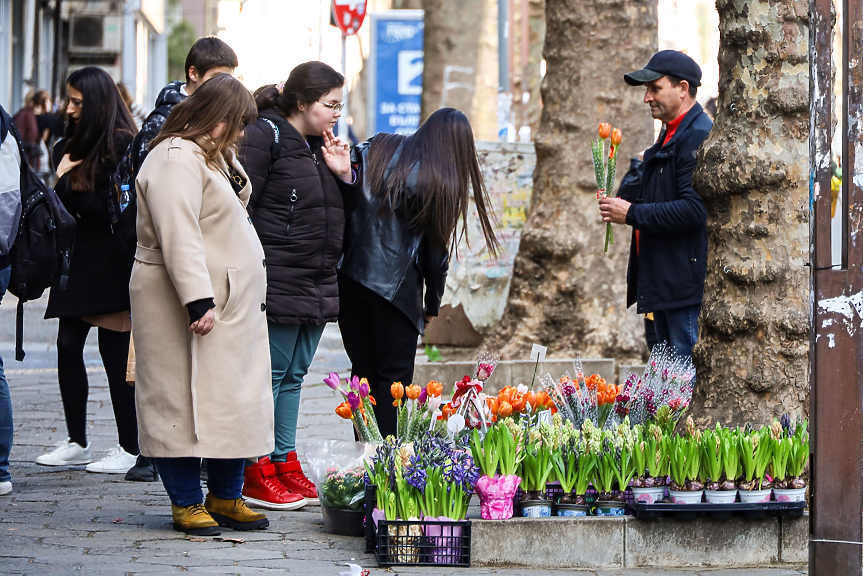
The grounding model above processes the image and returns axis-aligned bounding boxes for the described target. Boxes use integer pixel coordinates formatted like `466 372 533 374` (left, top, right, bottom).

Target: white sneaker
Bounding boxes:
36 439 92 466
0 481 11 495
85 445 137 474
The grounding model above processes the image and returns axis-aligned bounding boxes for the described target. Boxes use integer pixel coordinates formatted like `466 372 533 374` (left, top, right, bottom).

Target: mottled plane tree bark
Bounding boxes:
689 0 809 426
486 0 657 363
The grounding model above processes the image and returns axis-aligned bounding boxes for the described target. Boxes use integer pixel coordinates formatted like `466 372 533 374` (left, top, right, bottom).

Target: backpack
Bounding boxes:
258 117 281 162
0 106 76 360
110 104 172 248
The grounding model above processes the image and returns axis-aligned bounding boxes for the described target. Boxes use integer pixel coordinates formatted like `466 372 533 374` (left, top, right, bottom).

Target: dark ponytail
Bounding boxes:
254 61 344 117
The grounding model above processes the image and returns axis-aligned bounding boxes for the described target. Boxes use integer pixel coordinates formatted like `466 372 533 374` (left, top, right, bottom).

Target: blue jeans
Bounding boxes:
154 458 245 507
269 322 325 460
652 303 700 361
0 266 12 483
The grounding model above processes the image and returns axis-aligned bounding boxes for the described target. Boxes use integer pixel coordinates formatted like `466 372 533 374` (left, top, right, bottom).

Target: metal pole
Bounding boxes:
51 0 61 101
338 32 348 140
809 0 863 574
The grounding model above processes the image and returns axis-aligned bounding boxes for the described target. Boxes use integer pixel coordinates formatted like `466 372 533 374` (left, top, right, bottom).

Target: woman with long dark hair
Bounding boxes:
35 67 142 475
133 75 273 535
339 108 499 437
237 61 355 509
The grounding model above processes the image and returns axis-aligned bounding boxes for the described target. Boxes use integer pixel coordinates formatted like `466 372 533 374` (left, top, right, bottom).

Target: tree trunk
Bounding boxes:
689 0 809 427
485 0 657 363
420 0 499 139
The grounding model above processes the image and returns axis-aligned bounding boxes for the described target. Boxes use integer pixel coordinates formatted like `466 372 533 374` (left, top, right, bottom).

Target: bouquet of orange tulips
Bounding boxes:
391 380 446 441
592 122 623 252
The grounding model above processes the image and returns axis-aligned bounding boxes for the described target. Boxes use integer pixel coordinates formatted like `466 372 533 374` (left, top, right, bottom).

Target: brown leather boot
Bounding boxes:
171 503 220 536
204 494 269 530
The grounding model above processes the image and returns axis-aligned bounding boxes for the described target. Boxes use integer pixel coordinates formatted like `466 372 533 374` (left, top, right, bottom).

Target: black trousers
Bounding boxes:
57 317 139 455
338 275 419 438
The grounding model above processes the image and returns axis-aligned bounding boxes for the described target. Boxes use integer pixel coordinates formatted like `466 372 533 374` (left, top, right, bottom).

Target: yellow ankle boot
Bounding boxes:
171 503 220 536
204 494 269 530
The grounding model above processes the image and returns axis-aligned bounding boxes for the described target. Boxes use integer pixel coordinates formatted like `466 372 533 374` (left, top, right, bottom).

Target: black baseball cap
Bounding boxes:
624 50 702 88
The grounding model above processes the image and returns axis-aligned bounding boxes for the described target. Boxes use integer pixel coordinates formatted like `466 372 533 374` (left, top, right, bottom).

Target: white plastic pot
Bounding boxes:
668 489 703 504
738 489 772 503
632 487 666 504
704 489 737 504
773 487 806 502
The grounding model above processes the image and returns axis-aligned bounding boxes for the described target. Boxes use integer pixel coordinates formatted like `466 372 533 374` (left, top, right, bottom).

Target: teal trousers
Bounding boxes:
268 322 325 461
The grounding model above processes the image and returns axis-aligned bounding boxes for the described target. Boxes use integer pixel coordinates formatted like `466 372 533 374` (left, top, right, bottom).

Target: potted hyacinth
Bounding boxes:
631 423 668 504
668 419 703 503
738 425 773 502
551 421 595 516
593 420 635 515
517 421 556 517
772 415 809 502
701 425 737 503
471 421 523 519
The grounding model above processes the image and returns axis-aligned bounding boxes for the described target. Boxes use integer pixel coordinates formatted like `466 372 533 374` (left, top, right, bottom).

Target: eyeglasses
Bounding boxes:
318 100 345 112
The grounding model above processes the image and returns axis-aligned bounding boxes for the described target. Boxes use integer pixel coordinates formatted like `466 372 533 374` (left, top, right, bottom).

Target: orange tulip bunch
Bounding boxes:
592 122 623 252
390 380 447 441
492 386 557 419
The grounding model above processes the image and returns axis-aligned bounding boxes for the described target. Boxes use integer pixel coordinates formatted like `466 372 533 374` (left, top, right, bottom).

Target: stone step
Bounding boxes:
470 513 807 568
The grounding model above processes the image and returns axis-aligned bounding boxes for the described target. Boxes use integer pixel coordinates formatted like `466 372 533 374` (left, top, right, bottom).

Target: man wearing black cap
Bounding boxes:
599 50 712 362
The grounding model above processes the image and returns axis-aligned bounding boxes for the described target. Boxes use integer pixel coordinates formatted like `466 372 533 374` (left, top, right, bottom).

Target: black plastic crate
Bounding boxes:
364 484 377 554
632 500 806 520
375 519 472 567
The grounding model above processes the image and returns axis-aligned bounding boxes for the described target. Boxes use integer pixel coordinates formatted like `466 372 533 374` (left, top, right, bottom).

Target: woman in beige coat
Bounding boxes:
132 76 274 536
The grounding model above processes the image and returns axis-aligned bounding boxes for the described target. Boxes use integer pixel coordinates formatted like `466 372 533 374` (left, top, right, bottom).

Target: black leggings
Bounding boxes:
57 317 138 455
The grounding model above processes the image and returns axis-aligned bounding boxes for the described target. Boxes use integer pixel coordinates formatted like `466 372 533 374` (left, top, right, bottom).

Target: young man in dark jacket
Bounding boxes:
122 37 238 183
599 50 712 362
118 36 237 483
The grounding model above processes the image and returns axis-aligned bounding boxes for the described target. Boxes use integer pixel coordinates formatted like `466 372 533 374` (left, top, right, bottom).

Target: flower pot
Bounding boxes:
321 505 365 537
704 489 738 504
476 474 521 520
632 487 666 504
424 516 464 565
593 501 626 516
519 499 552 518
739 489 772 503
555 503 590 517
773 487 806 502
668 490 704 504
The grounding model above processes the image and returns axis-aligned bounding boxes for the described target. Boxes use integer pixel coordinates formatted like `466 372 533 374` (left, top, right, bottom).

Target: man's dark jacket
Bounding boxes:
338 140 449 335
238 110 358 325
617 102 712 314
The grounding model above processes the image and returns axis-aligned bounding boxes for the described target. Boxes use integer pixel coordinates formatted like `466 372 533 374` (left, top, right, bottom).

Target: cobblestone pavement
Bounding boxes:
0 317 808 575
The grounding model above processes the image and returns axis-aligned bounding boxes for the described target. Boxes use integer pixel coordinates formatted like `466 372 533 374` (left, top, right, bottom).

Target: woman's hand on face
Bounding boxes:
56 154 82 178
189 308 216 336
321 129 352 183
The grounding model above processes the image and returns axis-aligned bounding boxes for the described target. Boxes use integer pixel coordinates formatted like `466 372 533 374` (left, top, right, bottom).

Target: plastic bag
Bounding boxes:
303 440 377 511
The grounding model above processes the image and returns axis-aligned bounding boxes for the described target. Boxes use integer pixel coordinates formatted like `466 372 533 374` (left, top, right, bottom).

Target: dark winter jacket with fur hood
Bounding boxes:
238 109 359 325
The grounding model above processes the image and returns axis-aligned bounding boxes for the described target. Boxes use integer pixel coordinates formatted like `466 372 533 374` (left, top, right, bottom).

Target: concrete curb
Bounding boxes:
470 514 809 568
413 359 616 392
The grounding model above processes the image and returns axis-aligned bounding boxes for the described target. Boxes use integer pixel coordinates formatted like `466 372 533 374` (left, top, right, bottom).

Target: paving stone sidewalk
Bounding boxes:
0 325 807 575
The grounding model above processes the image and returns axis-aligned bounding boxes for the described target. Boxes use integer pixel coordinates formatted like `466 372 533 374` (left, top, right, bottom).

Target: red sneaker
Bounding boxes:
275 452 319 505
242 457 307 511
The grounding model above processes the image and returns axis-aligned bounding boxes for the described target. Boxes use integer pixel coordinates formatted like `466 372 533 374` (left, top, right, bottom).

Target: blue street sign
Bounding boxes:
368 11 424 136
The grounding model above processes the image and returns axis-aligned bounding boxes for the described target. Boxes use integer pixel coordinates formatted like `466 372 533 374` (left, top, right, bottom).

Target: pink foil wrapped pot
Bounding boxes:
475 474 521 520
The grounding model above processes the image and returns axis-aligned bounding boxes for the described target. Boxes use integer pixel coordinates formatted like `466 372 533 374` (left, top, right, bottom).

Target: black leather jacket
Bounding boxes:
338 140 449 334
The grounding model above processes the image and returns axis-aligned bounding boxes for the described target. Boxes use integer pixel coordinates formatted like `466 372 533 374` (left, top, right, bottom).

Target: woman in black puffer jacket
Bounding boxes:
238 62 356 509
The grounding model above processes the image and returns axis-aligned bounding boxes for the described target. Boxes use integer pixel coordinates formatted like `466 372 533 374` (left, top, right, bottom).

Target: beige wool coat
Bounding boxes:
131 136 274 458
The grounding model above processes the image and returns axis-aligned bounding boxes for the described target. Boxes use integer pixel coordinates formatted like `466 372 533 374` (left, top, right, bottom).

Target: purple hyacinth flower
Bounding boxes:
347 391 361 410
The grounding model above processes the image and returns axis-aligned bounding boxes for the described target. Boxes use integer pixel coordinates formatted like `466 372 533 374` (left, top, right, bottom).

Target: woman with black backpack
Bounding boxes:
237 61 356 511
35 67 146 479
